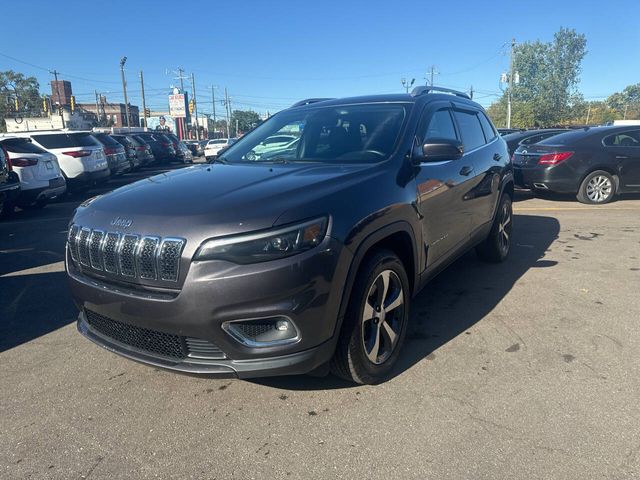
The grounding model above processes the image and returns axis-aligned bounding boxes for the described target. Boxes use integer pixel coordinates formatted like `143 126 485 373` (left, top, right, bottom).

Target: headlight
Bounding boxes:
194 217 328 264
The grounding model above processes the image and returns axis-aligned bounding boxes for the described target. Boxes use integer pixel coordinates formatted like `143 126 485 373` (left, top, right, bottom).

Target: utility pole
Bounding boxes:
507 38 515 129
176 67 186 92
211 85 217 138
624 104 629 120
224 87 231 138
586 104 591 125
140 70 147 128
427 65 438 86
95 90 101 125
120 57 130 129
190 73 200 140
469 85 474 100
50 69 65 128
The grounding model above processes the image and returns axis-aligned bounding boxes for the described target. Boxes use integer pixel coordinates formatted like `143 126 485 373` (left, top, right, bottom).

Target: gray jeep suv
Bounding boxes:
67 86 513 384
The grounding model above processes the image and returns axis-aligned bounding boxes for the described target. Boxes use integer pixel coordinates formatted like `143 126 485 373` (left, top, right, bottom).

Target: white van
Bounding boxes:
10 131 110 189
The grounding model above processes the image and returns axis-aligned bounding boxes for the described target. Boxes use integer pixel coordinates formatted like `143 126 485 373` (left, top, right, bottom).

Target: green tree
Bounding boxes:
606 83 640 120
488 28 587 128
230 109 260 136
0 70 42 132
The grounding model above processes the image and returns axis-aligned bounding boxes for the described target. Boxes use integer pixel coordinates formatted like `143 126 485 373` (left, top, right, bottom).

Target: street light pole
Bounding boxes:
120 57 130 129
140 70 147 128
211 85 217 138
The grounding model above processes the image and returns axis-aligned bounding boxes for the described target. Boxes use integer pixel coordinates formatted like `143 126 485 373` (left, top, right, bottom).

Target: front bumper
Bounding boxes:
67 236 352 377
77 310 335 377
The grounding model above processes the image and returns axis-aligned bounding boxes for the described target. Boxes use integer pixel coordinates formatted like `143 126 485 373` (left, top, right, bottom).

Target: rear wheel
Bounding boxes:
331 249 410 384
577 170 616 204
476 194 512 263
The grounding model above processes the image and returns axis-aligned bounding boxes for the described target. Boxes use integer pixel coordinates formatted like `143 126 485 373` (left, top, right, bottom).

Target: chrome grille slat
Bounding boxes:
89 230 105 270
159 238 185 282
67 226 184 284
119 234 139 278
78 228 92 267
68 225 80 262
137 236 160 280
103 232 120 274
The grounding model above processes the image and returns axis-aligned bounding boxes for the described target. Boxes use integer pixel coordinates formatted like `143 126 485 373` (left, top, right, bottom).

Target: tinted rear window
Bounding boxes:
538 129 595 146
2 138 47 154
454 110 486 151
93 134 121 147
32 133 99 149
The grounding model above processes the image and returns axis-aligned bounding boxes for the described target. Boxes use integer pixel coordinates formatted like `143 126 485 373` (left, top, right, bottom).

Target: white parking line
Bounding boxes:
1 261 66 277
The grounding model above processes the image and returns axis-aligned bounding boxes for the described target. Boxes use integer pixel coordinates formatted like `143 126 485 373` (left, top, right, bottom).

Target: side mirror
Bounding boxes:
414 138 464 164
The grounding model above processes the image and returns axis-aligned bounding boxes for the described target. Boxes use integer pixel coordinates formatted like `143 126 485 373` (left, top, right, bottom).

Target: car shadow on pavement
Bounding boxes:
255 213 560 391
514 189 640 203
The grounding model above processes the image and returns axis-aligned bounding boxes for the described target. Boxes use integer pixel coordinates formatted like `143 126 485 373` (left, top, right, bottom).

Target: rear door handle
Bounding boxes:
616 155 629 159
493 153 502 161
459 165 473 176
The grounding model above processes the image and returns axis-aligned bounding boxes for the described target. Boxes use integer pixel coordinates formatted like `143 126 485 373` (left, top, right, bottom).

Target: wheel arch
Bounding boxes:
335 222 418 332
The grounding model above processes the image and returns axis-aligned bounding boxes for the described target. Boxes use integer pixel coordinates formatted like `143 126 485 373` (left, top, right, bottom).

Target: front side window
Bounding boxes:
603 131 640 147
453 110 486 151
220 103 407 164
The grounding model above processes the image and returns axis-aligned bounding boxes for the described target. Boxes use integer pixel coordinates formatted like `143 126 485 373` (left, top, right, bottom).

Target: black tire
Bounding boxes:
331 249 410 385
476 194 513 263
576 170 616 204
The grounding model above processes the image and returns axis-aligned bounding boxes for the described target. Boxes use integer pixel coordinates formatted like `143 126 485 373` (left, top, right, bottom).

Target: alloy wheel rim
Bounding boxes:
497 201 512 255
586 175 612 203
361 270 405 365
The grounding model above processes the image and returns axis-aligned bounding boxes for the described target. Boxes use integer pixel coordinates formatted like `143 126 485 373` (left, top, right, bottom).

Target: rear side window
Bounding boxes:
478 113 497 141
603 131 640 147
32 133 99 149
424 109 458 142
2 138 47 154
93 134 121 147
454 110 486 151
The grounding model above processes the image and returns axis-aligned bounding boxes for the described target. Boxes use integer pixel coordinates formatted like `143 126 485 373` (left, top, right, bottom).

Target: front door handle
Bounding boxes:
616 155 629 159
493 153 502 161
459 165 473 176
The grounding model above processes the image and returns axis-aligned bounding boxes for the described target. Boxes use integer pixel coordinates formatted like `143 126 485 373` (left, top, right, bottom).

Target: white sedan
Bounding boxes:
204 138 237 160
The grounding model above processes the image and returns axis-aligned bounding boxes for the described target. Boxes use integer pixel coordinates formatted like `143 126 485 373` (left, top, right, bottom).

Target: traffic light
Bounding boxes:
43 97 48 113
145 107 150 117
189 100 194 114
70 95 76 113
14 97 19 112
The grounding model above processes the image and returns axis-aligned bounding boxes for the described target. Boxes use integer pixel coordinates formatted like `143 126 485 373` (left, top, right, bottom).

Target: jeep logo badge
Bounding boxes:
110 217 133 229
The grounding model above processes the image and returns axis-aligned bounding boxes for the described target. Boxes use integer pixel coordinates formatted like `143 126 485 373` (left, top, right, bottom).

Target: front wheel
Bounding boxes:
331 249 410 384
576 170 616 204
476 194 512 263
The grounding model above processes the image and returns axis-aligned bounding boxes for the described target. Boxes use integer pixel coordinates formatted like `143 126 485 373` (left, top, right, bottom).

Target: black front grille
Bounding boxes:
84 310 226 361
85 309 186 359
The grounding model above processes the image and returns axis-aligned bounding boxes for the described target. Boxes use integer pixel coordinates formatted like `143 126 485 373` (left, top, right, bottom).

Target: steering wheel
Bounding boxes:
245 150 257 161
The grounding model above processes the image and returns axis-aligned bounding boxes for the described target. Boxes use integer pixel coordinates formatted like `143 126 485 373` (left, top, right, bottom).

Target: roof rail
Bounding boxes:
291 98 334 108
410 85 471 100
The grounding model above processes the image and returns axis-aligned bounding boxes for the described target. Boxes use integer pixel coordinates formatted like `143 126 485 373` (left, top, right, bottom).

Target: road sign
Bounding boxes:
169 94 187 118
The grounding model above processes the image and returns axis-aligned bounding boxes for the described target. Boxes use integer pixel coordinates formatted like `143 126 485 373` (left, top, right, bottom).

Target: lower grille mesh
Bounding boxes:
84 310 226 361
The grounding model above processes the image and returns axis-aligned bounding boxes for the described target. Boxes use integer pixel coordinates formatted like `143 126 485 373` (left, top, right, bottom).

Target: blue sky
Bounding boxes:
2 0 639 114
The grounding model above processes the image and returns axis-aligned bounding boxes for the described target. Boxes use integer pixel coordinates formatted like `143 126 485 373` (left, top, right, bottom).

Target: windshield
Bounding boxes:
220 103 407 164
32 132 100 149
2 138 48 154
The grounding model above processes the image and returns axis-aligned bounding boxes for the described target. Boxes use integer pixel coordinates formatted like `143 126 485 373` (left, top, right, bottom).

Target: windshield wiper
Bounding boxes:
258 156 291 164
209 156 229 164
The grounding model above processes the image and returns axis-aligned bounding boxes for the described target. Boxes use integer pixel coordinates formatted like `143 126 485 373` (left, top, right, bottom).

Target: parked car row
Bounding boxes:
511 125 640 204
0 129 194 215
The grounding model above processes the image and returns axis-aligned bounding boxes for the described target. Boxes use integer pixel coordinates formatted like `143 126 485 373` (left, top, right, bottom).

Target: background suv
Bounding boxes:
67 87 513 384
0 136 66 210
14 131 110 190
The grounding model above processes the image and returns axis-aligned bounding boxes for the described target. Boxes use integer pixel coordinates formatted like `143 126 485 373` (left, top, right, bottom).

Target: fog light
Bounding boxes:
222 316 300 347
275 319 290 331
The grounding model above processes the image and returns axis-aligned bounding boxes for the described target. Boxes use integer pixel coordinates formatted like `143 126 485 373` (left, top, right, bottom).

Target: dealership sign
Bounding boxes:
169 94 187 118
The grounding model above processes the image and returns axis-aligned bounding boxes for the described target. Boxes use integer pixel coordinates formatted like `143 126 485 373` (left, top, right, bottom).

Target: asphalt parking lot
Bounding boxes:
1 167 639 479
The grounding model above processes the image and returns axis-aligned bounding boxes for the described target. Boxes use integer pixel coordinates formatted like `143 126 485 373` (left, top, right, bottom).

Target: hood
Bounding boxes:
73 162 377 242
